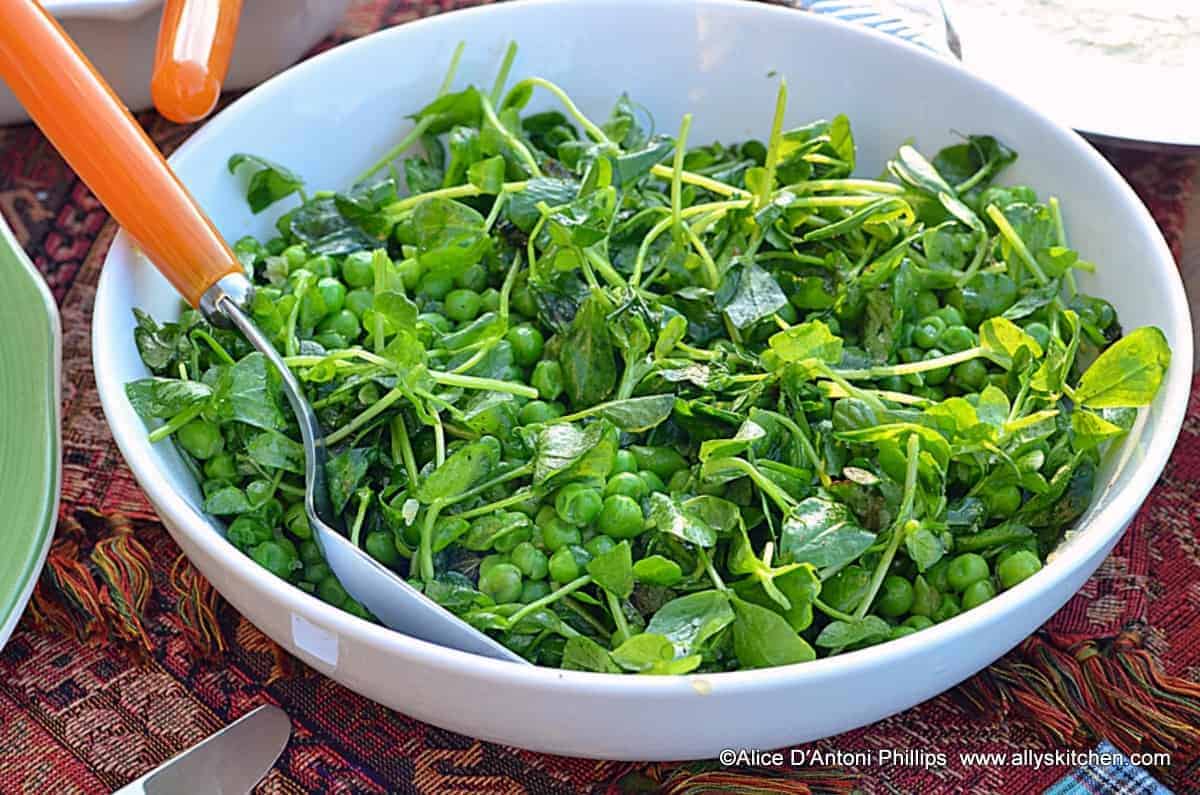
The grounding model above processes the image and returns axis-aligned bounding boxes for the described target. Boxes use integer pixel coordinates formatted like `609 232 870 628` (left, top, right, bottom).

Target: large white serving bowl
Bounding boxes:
92 0 1192 760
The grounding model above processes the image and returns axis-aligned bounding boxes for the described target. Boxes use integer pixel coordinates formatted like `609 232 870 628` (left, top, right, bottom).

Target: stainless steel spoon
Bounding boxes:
0 0 524 664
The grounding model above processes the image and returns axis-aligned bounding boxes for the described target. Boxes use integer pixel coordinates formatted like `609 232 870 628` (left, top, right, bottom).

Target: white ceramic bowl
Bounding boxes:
0 0 348 125
93 0 1192 760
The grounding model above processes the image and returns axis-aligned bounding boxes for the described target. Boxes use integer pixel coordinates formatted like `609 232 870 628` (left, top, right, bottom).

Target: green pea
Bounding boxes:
342 598 372 620
934 305 964 327
540 518 582 552
455 264 488 292
925 559 952 593
548 546 582 583
313 277 347 315
305 255 335 279
506 324 545 368
985 484 1022 518
890 626 917 640
510 541 550 581
418 311 451 334
915 290 939 317
946 553 990 592
397 258 423 291
909 575 939 617
299 539 322 566
479 563 523 603
632 446 687 480
365 531 400 567
913 315 947 349
285 502 312 539
341 251 375 287
510 285 537 318
898 346 924 363
317 575 349 606
597 495 644 539
939 325 975 353
203 452 237 481
479 553 508 579
605 472 648 500
997 550 1042 589
304 562 331 584
1024 321 1051 351
282 244 309 270
520 580 551 603
921 348 951 385
638 470 666 495
518 400 558 426
556 483 603 525
418 273 454 299
177 420 223 460
479 288 501 313
877 375 906 393
613 449 639 474
530 360 564 401
444 289 482 322
493 523 531 554
903 614 935 630
584 535 616 558
961 578 997 609
251 540 296 579
345 288 373 318
875 575 914 617
931 593 962 623
317 309 361 341
953 359 988 390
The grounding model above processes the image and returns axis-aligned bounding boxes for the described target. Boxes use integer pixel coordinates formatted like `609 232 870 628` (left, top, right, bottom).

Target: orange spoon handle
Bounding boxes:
152 0 243 123
0 0 240 308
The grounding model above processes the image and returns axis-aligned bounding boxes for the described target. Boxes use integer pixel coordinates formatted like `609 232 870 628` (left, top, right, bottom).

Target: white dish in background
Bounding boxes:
0 0 348 125
92 0 1192 760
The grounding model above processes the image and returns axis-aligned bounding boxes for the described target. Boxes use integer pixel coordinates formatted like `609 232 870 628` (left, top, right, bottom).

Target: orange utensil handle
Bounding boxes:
0 0 240 308
152 0 243 124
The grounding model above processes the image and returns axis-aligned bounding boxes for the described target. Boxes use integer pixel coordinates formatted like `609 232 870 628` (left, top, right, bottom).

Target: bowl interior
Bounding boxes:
93 0 1191 683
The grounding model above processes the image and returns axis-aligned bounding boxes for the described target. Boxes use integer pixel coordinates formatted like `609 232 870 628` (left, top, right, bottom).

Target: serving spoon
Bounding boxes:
0 0 524 664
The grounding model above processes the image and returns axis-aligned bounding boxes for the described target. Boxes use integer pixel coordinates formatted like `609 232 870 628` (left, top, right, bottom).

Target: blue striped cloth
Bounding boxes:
1043 742 1174 795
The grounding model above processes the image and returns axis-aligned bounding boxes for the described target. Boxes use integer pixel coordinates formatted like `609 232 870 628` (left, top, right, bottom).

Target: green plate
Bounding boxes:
0 215 60 650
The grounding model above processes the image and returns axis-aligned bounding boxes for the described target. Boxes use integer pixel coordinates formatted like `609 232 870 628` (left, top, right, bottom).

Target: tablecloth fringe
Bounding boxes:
610 762 858 794
958 628 1200 773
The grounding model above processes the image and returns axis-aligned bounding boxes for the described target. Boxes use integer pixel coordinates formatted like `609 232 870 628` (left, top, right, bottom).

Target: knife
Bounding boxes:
113 704 291 794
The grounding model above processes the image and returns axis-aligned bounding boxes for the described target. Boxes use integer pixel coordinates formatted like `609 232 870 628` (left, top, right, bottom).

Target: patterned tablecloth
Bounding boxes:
1 2 1198 793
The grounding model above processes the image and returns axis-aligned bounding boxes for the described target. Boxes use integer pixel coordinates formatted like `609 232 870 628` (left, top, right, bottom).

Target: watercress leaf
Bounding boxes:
247 430 305 474
126 378 212 419
586 540 633 598
529 419 619 488
717 262 789 329
568 394 676 433
416 436 501 504
203 486 251 515
374 290 419 331
506 177 578 231
610 633 701 674
814 615 891 649
413 197 491 279
1074 326 1171 408
932 135 1017 195
614 137 675 185
645 589 734 658
646 492 718 548
226 353 287 431
731 595 816 668
889 145 955 198
976 386 1010 430
681 495 742 534
424 572 490 612
979 316 1044 368
803 197 915 243
289 196 378 256
904 523 945 572
632 555 684 587
559 290 617 407
769 319 844 365
1070 408 1126 453
561 636 621 673
411 86 482 135
325 448 372 516
780 496 876 571
462 510 531 552
228 153 304 213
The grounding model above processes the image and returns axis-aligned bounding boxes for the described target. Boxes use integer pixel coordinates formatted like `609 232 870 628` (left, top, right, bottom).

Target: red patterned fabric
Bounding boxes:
1 2 1198 793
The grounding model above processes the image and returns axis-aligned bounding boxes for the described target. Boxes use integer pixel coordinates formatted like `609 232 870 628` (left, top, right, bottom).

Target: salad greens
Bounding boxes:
128 44 1170 673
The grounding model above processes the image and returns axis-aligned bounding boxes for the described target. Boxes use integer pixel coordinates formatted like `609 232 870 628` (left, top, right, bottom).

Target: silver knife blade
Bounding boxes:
113 704 291 795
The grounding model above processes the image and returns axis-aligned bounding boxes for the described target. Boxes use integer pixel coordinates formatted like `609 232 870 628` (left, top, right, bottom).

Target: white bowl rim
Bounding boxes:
95 0 1193 698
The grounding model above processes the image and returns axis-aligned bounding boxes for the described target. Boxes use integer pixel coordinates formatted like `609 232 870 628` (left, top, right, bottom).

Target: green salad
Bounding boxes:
127 45 1171 674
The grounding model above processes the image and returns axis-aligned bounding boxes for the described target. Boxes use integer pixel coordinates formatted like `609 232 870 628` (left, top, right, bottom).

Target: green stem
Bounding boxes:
489 41 518 105
148 403 204 443
758 78 787 209
698 548 727 592
721 457 796 514
605 590 631 644
481 93 542 177
372 249 389 353
418 499 444 582
764 409 830 489
429 370 538 398
385 180 529 216
505 575 592 627
444 462 534 509
190 329 235 365
855 434 920 619
391 415 420 488
453 487 534 521
814 597 857 623
349 489 371 548
788 179 905 195
1048 196 1078 297
356 116 435 185
834 347 983 380
324 386 407 446
649 164 749 197
986 204 1049 286
670 114 693 243
504 77 611 144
